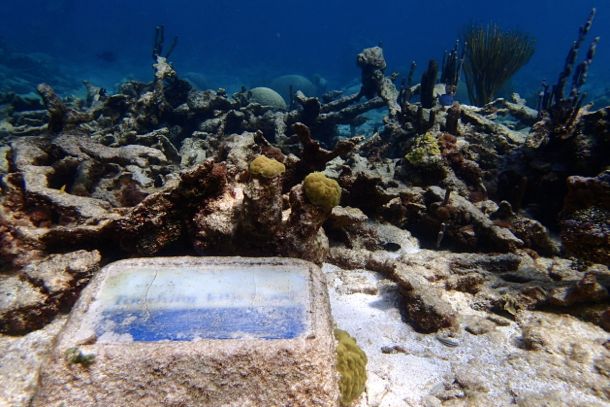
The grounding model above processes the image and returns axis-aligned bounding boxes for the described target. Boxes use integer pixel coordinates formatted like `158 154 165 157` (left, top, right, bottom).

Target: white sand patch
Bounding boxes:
325 264 451 406
325 262 610 407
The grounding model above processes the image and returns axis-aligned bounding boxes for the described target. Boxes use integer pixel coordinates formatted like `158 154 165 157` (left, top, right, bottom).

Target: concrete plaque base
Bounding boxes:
32 257 339 406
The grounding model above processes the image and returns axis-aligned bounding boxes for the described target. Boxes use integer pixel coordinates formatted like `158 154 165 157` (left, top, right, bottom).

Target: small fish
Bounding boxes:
381 344 408 354
436 335 459 347
59 184 67 193
439 93 454 107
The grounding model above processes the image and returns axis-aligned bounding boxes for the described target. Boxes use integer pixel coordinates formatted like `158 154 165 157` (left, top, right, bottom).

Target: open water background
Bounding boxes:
2 0 609 102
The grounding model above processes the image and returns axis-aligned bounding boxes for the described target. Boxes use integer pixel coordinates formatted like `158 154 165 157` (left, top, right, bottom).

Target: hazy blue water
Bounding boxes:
1 0 608 100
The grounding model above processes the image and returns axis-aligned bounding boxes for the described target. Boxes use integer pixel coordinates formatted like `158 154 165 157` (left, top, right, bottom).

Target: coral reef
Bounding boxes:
247 87 287 110
462 23 535 106
419 60 438 109
334 329 367 406
303 172 341 210
356 46 400 116
249 155 286 178
0 35 609 406
534 8 599 144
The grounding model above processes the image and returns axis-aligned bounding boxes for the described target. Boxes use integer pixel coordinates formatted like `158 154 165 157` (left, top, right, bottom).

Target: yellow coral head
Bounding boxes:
303 172 341 210
335 329 367 406
404 131 441 166
249 155 286 179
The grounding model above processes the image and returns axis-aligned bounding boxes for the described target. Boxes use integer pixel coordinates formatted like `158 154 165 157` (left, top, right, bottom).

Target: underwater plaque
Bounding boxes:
86 262 310 342
33 257 338 407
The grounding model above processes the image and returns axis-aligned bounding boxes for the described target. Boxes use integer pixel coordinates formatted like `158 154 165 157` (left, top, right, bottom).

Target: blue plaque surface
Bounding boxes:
82 264 311 342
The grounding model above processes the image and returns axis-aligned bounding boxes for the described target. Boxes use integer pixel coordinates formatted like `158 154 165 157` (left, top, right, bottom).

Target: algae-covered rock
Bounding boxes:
335 328 367 406
405 131 441 166
303 172 341 210
249 155 285 179
248 87 287 110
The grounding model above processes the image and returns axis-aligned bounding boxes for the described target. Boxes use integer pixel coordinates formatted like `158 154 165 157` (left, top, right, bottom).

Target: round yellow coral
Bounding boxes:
303 172 341 210
335 329 367 406
405 131 441 166
249 155 286 178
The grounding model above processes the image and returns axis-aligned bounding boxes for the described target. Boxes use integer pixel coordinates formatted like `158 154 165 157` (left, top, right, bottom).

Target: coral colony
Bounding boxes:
0 6 609 407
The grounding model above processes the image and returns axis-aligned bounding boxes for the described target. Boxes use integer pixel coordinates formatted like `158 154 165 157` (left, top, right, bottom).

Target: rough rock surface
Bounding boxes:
325 250 610 407
392 265 459 333
1 44 609 406
0 250 100 335
560 172 610 265
0 317 67 407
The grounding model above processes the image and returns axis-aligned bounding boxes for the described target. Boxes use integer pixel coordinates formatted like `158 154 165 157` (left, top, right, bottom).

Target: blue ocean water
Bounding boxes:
1 0 608 102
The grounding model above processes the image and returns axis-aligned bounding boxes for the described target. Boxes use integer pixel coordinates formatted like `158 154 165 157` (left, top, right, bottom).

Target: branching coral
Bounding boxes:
152 25 178 61
440 40 465 105
462 23 535 106
420 60 438 109
290 122 362 184
36 83 91 133
534 8 599 144
356 46 401 116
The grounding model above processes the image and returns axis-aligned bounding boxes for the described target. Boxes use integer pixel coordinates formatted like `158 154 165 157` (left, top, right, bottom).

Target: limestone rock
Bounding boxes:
0 316 67 406
561 173 610 265
392 265 458 333
464 316 496 335
0 250 100 335
0 275 47 335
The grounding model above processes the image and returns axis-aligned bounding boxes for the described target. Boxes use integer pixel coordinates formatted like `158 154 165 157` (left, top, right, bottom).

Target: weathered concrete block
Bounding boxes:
33 257 338 406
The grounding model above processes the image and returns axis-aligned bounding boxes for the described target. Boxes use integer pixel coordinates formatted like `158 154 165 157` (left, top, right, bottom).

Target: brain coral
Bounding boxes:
303 172 341 210
248 87 287 110
270 74 317 101
335 329 367 406
249 155 285 178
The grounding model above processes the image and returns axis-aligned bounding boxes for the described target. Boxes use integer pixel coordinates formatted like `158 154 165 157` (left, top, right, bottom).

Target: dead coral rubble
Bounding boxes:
192 135 341 265
0 43 608 346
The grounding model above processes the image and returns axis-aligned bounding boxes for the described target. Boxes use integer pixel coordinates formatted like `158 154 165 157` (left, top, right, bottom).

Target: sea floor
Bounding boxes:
1 41 609 406
326 258 610 407
1 254 608 407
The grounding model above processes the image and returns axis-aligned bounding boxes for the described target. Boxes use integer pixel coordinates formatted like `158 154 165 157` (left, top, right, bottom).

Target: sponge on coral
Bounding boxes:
249 155 286 179
404 131 441 166
335 329 367 406
303 172 341 210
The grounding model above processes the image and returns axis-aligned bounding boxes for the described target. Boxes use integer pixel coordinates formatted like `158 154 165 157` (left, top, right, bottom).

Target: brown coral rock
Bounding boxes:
0 250 100 335
561 173 610 265
392 264 458 333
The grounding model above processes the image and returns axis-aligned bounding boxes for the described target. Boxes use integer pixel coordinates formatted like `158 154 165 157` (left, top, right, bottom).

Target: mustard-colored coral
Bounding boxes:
405 131 441 165
303 172 341 210
335 329 367 406
249 155 286 178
